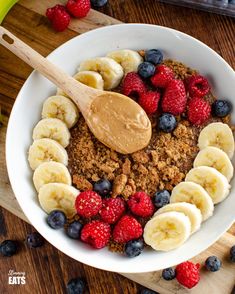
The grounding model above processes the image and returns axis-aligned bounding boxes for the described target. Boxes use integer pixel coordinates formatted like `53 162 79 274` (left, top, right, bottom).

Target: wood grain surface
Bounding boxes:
0 0 235 293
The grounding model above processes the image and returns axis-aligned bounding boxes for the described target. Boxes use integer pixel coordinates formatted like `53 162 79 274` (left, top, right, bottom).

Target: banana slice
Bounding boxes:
144 211 191 251
38 183 78 218
194 146 234 182
185 166 230 204
42 95 79 129
33 161 71 192
32 118 70 148
28 138 68 170
154 202 202 234
57 71 104 96
170 182 214 221
198 122 235 159
78 57 124 90
107 49 143 74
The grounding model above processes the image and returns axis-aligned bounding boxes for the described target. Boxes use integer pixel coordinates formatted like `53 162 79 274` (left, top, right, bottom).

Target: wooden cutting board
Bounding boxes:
0 1 235 293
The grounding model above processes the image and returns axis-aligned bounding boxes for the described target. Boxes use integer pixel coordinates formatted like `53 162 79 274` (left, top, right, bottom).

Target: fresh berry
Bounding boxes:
230 245 235 262
75 191 102 218
162 267 176 280
47 210 67 229
188 97 211 125
162 80 187 115
212 99 232 117
81 220 110 249
67 277 85 294
26 232 44 248
122 72 146 99
128 192 154 217
205 256 222 272
145 49 163 65
0 240 17 257
159 113 177 133
139 91 160 115
138 62 156 79
113 215 143 243
46 5 70 32
99 197 125 224
66 0 91 18
151 65 174 88
186 75 210 97
154 190 171 208
91 0 108 7
176 261 200 289
67 221 83 239
93 179 112 196
140 289 159 294
125 239 144 258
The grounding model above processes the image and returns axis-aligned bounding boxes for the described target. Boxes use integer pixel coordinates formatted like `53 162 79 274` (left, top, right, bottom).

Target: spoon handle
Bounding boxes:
0 26 94 113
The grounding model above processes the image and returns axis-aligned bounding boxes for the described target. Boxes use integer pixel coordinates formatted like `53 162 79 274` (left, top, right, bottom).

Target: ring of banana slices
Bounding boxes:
26 49 235 253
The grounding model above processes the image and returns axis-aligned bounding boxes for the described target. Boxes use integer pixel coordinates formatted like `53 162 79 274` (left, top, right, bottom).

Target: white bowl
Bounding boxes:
6 24 235 273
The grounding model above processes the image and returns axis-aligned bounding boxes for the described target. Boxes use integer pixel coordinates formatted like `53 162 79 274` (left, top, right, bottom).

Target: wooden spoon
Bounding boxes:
0 26 152 154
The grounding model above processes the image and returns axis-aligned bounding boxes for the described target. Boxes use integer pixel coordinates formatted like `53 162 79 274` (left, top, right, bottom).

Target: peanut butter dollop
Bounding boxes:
86 92 152 154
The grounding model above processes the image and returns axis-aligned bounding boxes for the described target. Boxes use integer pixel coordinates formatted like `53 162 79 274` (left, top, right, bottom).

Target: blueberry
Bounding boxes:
0 240 17 257
139 289 159 294
230 245 235 262
125 239 144 258
212 100 232 117
145 49 163 65
47 210 67 229
93 179 112 196
205 256 222 272
26 232 44 248
67 278 85 294
162 267 176 280
159 113 177 133
154 190 171 208
138 62 155 79
67 221 83 239
91 0 108 7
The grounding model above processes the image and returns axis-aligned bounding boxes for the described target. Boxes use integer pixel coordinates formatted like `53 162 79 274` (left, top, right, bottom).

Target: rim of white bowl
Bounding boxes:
5 24 235 273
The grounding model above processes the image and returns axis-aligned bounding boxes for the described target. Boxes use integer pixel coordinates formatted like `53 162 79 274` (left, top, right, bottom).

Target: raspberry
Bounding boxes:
128 192 154 217
122 72 146 99
66 0 91 18
162 80 187 115
176 261 200 289
46 5 70 32
81 220 110 249
186 75 210 97
188 97 211 125
138 91 160 115
151 65 174 88
113 215 143 243
75 191 102 218
99 198 126 224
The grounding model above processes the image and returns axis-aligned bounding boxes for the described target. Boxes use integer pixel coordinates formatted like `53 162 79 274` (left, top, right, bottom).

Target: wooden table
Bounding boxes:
0 1 235 293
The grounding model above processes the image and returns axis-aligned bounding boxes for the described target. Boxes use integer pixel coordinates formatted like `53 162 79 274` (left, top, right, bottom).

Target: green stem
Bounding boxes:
0 0 19 24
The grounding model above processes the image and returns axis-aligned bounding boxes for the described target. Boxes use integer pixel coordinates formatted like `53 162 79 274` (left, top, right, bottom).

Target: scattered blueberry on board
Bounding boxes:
154 190 171 208
230 245 235 262
47 210 67 229
91 0 108 7
67 277 86 294
0 240 17 257
26 232 44 248
138 62 156 79
162 267 176 280
93 179 112 196
205 256 222 272
67 221 83 239
139 289 159 294
159 113 177 133
125 239 144 258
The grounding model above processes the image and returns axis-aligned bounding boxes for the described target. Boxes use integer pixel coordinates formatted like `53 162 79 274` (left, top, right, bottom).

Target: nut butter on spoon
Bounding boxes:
0 26 151 154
